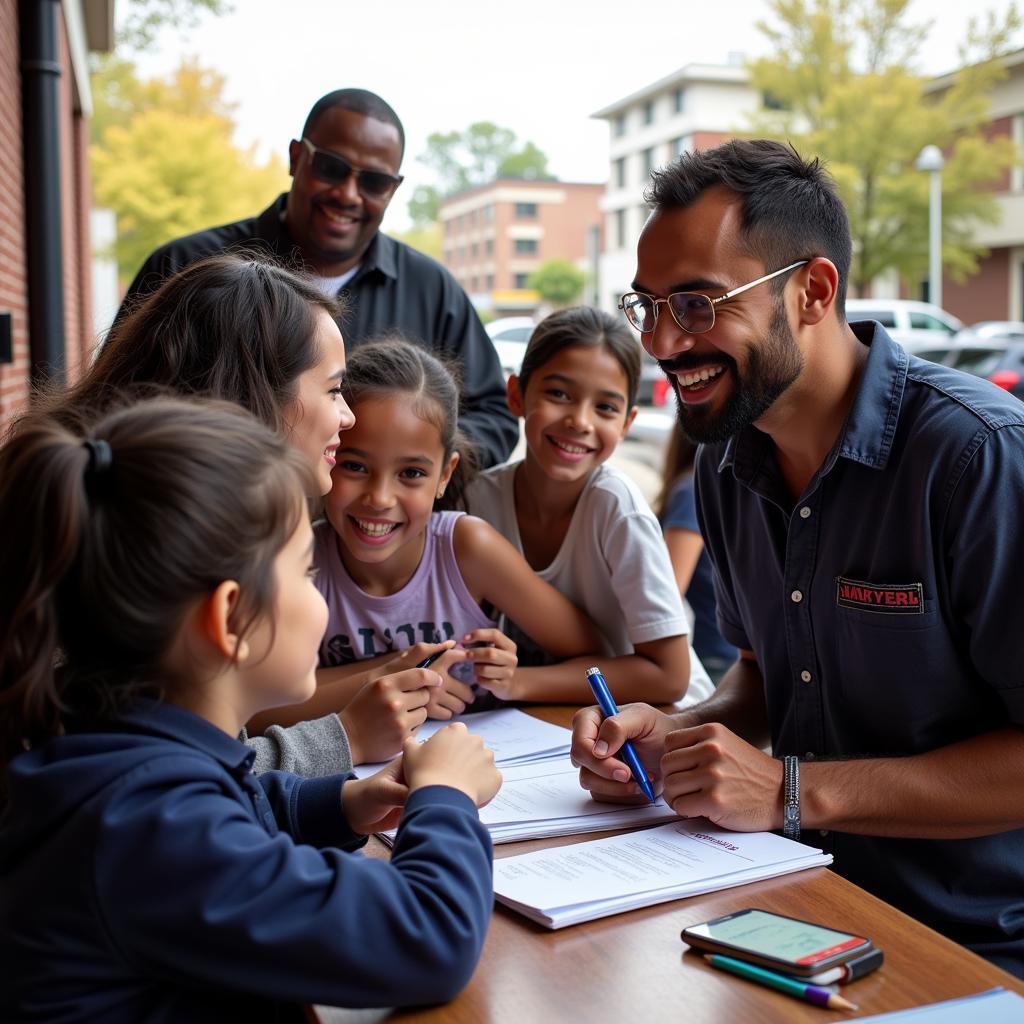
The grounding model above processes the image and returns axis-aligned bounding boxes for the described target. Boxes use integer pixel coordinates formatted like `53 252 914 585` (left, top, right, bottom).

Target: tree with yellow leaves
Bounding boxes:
747 0 1021 295
90 57 288 284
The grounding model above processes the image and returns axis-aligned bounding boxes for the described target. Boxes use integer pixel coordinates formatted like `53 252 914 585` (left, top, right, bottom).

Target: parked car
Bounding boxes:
485 316 535 377
954 320 1024 343
844 299 963 353
907 340 1024 401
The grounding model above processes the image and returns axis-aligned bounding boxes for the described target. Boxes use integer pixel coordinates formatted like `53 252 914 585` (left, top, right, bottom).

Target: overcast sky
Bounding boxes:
131 0 1019 230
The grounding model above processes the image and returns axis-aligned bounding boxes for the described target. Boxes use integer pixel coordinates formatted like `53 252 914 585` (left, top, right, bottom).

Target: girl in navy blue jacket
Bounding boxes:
0 396 500 1023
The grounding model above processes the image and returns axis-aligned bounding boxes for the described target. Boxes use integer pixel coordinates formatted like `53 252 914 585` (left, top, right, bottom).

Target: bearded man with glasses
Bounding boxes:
118 88 517 468
572 138 1024 978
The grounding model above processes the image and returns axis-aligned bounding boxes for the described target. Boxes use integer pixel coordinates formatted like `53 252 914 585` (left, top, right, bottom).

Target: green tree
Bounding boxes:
90 58 289 282
408 122 552 226
529 259 585 308
747 0 1022 295
115 0 231 50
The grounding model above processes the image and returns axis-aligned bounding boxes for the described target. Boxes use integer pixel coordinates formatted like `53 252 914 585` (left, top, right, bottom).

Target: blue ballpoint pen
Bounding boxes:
585 666 658 804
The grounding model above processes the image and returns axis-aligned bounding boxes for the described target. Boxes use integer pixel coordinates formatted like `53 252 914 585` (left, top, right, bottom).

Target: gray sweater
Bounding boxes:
241 714 353 777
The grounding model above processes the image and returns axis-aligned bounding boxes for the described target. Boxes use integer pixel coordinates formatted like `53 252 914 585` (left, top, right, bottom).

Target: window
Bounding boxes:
469 209 477 226
614 208 626 250
761 90 789 111
514 238 538 255
470 276 478 292
486 273 494 290
909 312 957 334
485 238 494 257
643 100 654 125
514 202 538 218
614 113 627 137
470 242 478 260
483 204 495 222
614 157 626 189
514 272 530 289
641 147 655 177
674 87 686 113
672 136 691 158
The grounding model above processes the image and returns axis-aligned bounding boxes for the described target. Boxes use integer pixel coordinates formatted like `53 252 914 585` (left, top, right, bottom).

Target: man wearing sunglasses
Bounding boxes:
118 88 517 468
572 139 1024 976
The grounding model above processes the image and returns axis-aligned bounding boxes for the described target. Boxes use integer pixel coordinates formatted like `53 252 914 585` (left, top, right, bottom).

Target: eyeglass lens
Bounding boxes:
623 293 715 334
309 149 395 198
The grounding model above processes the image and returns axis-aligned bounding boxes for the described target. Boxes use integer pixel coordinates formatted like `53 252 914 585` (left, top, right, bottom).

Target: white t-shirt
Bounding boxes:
466 462 689 664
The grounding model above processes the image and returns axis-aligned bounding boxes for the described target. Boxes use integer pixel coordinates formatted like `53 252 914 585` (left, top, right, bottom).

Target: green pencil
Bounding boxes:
705 954 859 1011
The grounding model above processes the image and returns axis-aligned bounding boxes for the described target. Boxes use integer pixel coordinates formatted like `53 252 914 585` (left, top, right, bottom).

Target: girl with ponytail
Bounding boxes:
0 397 498 1021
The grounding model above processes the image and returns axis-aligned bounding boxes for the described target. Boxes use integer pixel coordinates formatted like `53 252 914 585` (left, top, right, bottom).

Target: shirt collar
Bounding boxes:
256 194 397 281
716 320 907 476
106 700 255 773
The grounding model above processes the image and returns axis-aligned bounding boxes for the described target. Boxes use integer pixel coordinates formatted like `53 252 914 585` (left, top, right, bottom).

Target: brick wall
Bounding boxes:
0 4 96 432
58 20 94 383
0 0 29 433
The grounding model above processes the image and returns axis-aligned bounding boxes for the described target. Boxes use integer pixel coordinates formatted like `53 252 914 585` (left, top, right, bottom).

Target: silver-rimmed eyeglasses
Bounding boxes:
618 260 809 335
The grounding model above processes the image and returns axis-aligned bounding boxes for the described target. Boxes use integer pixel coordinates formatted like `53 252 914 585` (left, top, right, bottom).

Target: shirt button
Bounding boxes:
799 506 812 519
791 590 803 603
819 830 829 837
800 670 812 683
804 752 815 760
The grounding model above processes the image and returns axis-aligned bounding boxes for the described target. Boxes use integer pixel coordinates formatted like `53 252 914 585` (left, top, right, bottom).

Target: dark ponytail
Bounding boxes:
0 396 313 794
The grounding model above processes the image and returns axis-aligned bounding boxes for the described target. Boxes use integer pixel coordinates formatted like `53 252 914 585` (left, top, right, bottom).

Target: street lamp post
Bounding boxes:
915 144 945 308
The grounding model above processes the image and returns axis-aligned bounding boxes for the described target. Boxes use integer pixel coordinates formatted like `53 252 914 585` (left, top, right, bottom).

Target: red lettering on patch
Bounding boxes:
836 577 924 615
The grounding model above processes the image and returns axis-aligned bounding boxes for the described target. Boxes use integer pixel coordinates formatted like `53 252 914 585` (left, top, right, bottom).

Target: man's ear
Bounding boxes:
506 374 525 417
288 139 301 178
201 580 250 663
798 257 840 327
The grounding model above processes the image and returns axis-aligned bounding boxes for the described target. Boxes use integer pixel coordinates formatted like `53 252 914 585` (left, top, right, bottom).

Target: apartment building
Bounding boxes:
591 61 762 314
440 179 604 318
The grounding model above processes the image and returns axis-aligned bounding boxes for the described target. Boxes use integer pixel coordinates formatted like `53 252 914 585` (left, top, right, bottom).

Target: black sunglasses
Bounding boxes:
299 138 403 199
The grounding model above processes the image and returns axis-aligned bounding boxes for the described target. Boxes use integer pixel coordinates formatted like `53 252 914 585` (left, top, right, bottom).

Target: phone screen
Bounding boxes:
685 909 868 968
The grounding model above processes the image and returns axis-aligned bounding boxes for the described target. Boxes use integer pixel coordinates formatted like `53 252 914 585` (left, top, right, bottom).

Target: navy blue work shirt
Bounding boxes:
694 323 1024 975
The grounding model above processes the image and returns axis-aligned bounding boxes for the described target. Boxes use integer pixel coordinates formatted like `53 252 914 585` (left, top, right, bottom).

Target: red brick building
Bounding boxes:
0 0 112 432
440 179 604 318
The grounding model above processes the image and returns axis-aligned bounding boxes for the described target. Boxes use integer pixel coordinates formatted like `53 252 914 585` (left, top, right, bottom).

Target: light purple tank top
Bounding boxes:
314 510 494 668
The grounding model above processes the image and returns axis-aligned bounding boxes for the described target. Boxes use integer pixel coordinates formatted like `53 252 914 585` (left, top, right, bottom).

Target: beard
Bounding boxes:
670 301 803 444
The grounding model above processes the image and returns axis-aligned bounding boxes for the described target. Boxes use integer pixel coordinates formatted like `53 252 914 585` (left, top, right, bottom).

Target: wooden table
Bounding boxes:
312 707 1024 1023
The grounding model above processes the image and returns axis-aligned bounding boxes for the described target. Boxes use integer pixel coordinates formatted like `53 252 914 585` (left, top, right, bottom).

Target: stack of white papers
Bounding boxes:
351 707 572 779
479 762 677 843
493 818 833 929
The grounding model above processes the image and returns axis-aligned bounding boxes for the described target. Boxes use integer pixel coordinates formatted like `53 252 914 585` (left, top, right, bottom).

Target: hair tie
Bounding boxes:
82 438 113 477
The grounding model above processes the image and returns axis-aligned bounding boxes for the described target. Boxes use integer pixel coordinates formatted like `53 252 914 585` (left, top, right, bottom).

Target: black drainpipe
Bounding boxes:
20 0 66 387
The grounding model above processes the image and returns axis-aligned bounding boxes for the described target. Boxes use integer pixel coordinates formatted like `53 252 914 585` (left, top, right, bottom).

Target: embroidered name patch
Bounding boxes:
836 576 924 614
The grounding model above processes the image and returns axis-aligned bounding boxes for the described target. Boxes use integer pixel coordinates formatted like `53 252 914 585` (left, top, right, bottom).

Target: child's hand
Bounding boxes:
365 639 456 682
424 666 476 720
403 723 502 806
339 667 444 765
465 628 519 701
342 757 409 834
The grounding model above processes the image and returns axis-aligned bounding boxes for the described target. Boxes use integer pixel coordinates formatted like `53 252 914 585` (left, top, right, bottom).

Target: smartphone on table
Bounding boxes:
680 908 873 978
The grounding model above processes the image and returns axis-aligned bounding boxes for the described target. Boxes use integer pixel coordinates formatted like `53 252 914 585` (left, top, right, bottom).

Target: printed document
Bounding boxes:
493 818 832 928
